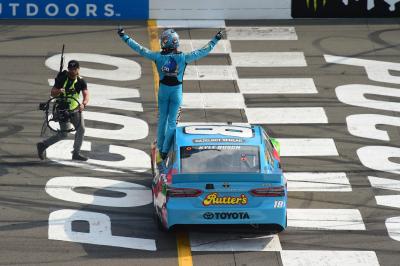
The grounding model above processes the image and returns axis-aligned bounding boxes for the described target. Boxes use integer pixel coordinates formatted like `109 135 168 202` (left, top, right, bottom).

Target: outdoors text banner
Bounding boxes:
0 0 149 19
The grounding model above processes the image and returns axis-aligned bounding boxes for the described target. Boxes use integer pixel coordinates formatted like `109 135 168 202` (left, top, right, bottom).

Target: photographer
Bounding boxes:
37 60 89 161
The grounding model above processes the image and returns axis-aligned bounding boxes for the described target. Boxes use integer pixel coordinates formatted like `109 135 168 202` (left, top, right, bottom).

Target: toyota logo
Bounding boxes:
203 212 214 219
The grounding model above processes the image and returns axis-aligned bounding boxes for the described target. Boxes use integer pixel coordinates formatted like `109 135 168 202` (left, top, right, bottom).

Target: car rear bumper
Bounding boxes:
166 204 287 229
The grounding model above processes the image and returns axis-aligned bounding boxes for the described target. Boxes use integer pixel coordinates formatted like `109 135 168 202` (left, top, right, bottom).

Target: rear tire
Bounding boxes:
150 150 155 177
153 209 168 232
150 141 156 177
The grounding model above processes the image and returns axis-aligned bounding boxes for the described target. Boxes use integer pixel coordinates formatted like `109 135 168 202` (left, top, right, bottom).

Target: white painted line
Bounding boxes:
231 52 307 67
277 138 339 157
288 209 366 230
178 122 250 127
184 65 238 80
156 19 226 28
190 232 281 251
245 107 328 124
386 217 400 242
375 195 400 209
281 251 380 266
368 176 400 192
237 78 317 94
286 172 352 192
179 39 232 54
226 27 298 40
182 93 245 109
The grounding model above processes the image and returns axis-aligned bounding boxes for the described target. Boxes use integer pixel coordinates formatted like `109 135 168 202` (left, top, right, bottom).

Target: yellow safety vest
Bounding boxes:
63 78 79 110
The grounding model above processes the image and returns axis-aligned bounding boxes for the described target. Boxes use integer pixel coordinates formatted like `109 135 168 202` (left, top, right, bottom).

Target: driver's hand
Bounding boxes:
118 27 125 37
79 103 85 112
215 29 224 40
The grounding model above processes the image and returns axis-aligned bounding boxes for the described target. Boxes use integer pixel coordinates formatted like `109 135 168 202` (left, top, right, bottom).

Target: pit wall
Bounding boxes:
0 0 398 19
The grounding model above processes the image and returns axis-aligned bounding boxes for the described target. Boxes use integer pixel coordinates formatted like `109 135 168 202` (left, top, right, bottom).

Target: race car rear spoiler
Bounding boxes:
171 173 283 184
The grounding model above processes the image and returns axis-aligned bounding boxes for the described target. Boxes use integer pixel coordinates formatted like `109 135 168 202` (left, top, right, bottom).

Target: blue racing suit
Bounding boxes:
120 34 220 153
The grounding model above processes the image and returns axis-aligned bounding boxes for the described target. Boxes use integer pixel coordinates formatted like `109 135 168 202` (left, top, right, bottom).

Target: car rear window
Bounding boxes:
180 145 260 173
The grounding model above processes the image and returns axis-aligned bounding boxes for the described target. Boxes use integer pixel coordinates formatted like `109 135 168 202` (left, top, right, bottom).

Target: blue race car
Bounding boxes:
151 124 287 232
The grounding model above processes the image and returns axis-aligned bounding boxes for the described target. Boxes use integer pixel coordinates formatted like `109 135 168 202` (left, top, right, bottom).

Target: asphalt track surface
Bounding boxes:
1 18 400 265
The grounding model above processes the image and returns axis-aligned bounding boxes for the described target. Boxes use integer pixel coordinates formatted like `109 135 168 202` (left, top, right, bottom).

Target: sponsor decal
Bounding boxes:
198 145 241 150
293 0 400 17
0 0 148 19
193 138 245 143
203 212 214 219
203 192 248 206
203 212 250 220
274 200 285 208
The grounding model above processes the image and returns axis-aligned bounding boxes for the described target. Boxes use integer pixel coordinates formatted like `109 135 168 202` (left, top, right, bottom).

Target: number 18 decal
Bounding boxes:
274 200 285 208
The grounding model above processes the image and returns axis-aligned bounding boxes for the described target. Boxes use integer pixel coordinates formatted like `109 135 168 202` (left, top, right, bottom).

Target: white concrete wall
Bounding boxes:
150 0 292 19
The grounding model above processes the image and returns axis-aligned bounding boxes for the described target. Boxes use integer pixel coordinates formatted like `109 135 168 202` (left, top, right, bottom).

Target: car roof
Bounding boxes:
175 124 264 147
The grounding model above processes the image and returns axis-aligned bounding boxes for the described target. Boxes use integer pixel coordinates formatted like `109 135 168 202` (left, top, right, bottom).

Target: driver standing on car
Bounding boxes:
36 60 89 161
118 27 223 161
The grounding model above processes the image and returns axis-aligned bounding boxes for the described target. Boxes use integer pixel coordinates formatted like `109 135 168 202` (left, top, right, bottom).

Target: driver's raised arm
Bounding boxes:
184 30 223 64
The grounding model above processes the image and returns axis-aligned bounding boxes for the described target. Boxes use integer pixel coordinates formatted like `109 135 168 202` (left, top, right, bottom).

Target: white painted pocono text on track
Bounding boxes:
47 80 144 112
49 209 156 251
368 176 400 192
46 140 150 173
45 176 152 207
45 53 141 81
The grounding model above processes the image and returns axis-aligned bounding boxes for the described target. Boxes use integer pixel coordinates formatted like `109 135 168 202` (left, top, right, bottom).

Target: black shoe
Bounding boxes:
36 142 47 160
160 152 168 160
72 152 88 161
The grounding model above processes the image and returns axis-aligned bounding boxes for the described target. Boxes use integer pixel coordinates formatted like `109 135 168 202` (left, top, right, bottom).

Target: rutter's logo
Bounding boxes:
202 193 248 206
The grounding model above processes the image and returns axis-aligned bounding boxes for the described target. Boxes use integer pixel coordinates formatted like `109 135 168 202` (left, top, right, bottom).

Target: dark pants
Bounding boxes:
43 112 85 153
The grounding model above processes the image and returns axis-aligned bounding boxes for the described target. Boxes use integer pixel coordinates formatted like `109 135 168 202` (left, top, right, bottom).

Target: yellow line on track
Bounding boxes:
176 231 193 266
146 19 193 266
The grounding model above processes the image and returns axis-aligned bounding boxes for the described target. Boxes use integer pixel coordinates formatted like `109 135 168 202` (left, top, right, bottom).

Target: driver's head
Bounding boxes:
160 29 179 51
67 60 80 78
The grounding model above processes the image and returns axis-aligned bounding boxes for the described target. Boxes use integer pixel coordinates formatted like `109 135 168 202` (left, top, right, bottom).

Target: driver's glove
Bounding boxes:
118 27 125 37
215 30 224 40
